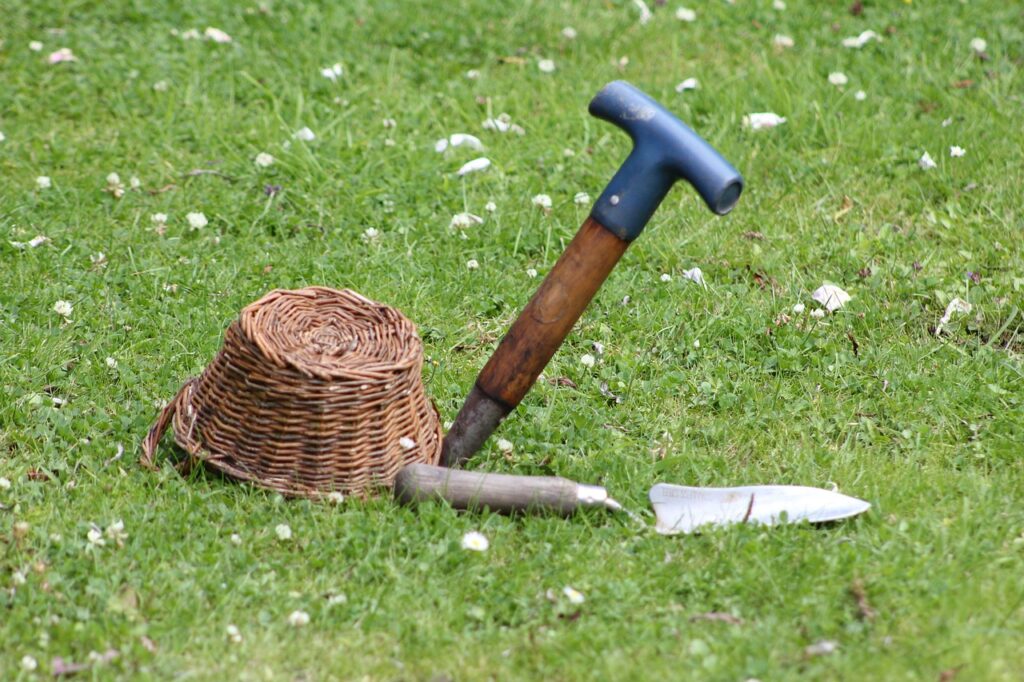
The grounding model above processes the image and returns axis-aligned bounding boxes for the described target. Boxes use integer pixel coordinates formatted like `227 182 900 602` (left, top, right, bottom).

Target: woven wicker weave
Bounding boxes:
141 287 442 497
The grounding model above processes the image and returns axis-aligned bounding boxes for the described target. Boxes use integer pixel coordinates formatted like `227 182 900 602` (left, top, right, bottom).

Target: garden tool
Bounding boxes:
394 464 871 532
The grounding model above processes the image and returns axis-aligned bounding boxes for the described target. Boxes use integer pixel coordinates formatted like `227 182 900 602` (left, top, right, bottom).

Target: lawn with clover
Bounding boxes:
2 1 1023 680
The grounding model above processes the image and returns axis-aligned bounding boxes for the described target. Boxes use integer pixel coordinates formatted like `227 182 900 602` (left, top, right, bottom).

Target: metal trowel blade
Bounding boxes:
649 483 871 535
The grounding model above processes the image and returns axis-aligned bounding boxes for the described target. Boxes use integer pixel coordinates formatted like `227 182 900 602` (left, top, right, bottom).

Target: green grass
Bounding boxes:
2 0 1023 679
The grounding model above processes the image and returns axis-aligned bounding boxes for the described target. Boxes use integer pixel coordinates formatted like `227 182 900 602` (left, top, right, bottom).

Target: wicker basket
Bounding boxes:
141 287 443 497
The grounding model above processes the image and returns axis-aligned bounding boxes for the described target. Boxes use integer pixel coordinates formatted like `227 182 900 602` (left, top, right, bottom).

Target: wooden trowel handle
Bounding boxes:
394 463 583 515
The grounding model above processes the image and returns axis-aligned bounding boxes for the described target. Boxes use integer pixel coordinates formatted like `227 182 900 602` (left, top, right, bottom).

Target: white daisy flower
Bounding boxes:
563 586 585 604
293 126 316 141
21 656 38 672
254 152 274 167
105 356 118 369
580 353 596 368
382 118 396 129
496 438 513 453
538 59 556 73
12 569 27 585
532 194 552 209
321 63 343 81
399 436 416 450
230 533 242 545
53 300 73 317
810 308 826 319
153 80 169 91
675 7 697 22
466 259 480 270
226 624 242 643
275 524 292 541
969 38 987 54
0 477 10 489
87 526 105 546
186 212 208 230
949 146 965 158
361 227 380 243
484 201 497 212
773 0 786 8
327 491 344 504
466 69 481 80
0 131 5 143
793 303 806 314
660 273 672 282
854 90 867 101
773 34 795 48
918 151 937 170
526 268 538 278
675 77 699 92
287 610 310 627
811 283 851 312
204 27 233 43
561 27 577 40
743 113 786 130
828 72 848 86
29 41 43 51
456 157 491 176
105 520 128 546
130 176 141 189
48 47 77 64
573 192 591 206
460 531 489 552
693 339 700 349
36 176 52 189
450 213 483 230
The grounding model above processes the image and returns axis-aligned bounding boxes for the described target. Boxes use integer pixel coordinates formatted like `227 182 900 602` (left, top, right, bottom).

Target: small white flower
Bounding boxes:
399 436 416 450
563 586 585 604
450 213 483 230
36 176 52 189
918 151 937 170
772 0 786 8
580 353 596 368
204 27 233 43
434 138 449 153
743 112 786 130
0 131 5 143
275 524 292 541
693 339 700 349
481 114 524 135
675 77 699 93
87 526 105 546
466 69 481 80
106 172 120 186
456 157 491 176
460 531 489 552
538 59 556 73
532 194 552 209
12 569 27 585
382 118 396 129
793 303 806 314
841 30 879 49
496 438 513 453
561 26 577 40
21 655 38 672
683 267 705 286
186 212 208 230
573 192 591 206
226 624 242 643
327 491 344 504
941 117 953 128
773 34 795 49
293 126 316 141
48 47 77 64
130 176 141 189
854 90 867 101
828 72 848 86
326 593 347 606
362 227 380 243
54 300 73 317
805 640 839 657
105 356 117 369
810 308 826 319
152 213 168 225
230 533 242 545
969 37 987 55
0 477 10 489
90 252 107 269
321 63 343 80
255 152 275 167
949 146 965 158
105 520 128 545
287 610 310 627
180 28 201 40
153 80 169 92
811 283 851 312
448 133 484 151
484 201 497 213
675 7 697 22
660 273 672 283
526 268 538 278
29 41 43 51
466 259 479 270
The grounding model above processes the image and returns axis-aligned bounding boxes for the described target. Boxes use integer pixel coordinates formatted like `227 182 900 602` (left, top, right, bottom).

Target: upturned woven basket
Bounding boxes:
141 287 442 497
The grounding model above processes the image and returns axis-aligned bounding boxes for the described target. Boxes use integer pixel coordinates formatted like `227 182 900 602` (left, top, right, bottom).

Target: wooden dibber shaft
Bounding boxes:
442 217 627 467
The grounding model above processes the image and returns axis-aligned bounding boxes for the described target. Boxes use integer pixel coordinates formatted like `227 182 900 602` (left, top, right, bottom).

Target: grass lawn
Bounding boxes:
2 0 1023 679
